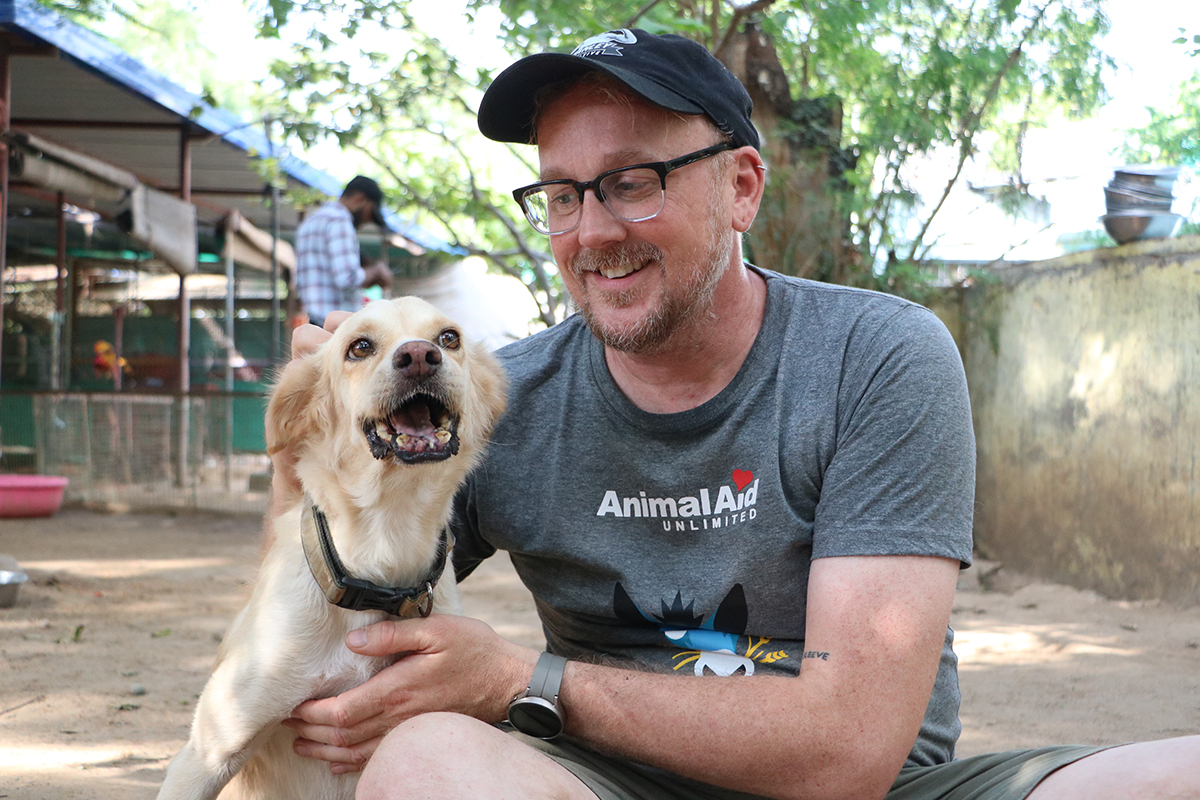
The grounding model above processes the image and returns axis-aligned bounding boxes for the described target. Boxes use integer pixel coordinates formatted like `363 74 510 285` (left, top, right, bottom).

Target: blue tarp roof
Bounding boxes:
0 0 463 255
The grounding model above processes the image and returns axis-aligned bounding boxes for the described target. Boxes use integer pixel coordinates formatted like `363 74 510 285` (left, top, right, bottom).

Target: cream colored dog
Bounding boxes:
157 297 507 800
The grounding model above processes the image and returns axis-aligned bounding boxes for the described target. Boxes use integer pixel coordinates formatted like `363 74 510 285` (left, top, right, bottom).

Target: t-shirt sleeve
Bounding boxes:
812 306 975 565
450 477 496 582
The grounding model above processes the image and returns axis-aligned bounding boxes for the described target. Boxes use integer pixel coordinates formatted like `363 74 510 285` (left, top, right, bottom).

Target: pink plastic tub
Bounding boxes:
0 474 69 518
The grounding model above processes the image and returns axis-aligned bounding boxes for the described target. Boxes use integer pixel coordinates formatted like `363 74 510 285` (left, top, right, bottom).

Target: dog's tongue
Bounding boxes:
389 403 434 437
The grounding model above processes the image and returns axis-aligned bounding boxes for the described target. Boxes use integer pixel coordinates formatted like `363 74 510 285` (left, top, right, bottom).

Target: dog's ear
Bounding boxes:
467 344 509 438
265 355 328 455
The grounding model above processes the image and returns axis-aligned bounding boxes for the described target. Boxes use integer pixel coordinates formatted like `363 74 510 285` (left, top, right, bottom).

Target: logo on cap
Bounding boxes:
572 29 638 58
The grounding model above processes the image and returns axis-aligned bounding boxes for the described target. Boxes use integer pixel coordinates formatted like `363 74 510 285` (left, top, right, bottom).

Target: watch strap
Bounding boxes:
526 652 568 704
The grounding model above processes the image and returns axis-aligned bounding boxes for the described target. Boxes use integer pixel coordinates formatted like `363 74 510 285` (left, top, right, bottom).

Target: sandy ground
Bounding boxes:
1 508 1198 799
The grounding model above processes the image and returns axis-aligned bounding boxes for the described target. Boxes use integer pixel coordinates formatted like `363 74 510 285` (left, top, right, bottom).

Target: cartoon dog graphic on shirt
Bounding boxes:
613 583 760 676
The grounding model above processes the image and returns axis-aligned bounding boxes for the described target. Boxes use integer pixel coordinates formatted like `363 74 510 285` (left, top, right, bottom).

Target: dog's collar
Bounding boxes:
300 500 452 618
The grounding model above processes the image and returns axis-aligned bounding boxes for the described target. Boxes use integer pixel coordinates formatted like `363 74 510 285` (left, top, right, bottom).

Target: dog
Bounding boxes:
156 297 507 800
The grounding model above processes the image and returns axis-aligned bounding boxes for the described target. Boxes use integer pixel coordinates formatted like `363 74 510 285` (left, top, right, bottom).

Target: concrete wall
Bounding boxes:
961 235 1200 602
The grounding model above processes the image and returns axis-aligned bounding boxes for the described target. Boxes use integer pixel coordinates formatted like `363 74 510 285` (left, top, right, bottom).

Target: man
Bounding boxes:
294 175 394 327
276 29 1199 800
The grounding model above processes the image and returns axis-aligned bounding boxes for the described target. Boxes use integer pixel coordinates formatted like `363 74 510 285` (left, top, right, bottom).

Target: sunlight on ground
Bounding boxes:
0 745 132 770
21 558 233 579
954 625 1140 668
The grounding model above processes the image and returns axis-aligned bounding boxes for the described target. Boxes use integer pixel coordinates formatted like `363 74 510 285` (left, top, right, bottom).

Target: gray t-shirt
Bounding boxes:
453 267 975 767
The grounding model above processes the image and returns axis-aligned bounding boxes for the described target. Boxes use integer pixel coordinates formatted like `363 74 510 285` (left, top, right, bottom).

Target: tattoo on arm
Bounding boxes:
801 650 831 661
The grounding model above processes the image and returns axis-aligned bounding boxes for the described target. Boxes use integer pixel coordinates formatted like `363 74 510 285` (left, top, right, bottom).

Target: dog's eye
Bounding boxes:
347 338 375 361
437 329 462 351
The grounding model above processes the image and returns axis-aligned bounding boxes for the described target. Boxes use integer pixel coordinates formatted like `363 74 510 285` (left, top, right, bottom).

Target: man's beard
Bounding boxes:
566 222 736 355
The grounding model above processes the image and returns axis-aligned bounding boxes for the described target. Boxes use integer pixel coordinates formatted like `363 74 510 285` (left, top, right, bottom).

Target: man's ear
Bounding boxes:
731 147 766 233
265 355 328 455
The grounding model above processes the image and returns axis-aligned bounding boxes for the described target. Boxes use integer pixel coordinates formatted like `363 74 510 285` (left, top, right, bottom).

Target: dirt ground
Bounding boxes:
2 509 1198 799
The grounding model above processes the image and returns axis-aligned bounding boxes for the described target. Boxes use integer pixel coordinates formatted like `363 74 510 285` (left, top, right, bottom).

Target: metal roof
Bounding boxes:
0 0 459 255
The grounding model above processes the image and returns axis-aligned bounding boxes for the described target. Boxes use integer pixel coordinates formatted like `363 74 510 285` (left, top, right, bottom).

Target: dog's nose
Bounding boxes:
393 340 442 380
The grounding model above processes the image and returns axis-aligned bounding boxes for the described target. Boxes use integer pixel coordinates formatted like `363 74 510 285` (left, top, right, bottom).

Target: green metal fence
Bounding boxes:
0 390 271 514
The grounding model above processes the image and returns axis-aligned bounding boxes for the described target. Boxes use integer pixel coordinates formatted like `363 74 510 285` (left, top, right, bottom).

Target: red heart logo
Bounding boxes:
732 469 753 491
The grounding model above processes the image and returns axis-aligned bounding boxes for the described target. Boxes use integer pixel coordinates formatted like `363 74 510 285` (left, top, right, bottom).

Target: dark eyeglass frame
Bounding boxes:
512 142 736 235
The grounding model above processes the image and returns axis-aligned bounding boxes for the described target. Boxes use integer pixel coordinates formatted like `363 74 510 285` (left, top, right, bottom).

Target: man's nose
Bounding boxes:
574 190 626 248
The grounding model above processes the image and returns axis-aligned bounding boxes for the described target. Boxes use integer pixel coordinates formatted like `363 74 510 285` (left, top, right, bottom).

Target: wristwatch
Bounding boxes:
507 652 568 740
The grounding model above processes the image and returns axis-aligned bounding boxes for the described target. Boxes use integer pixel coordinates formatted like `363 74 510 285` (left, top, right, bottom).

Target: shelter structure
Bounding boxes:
0 0 466 511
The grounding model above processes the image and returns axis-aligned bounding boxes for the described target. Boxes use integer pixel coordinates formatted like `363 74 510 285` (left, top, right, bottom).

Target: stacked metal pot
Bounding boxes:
1101 166 1183 244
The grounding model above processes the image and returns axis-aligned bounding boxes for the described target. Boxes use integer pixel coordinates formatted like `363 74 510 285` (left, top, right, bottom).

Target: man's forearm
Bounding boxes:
555 663 918 800
549 556 959 800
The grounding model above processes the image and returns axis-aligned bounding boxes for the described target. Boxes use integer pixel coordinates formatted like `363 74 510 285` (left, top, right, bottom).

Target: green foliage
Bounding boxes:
33 0 118 23
1174 28 1200 57
1118 74 1200 168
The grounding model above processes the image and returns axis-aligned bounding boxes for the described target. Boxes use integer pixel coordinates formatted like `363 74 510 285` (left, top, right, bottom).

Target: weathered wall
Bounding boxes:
963 235 1200 602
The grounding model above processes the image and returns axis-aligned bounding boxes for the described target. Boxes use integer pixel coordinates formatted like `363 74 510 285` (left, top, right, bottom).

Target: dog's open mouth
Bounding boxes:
362 393 460 464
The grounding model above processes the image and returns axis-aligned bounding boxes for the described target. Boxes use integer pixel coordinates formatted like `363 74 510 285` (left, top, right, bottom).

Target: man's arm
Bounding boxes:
286 553 958 800
361 259 393 291
550 554 958 800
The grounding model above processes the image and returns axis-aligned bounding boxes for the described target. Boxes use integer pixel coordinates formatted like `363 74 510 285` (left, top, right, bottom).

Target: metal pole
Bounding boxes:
265 117 282 364
176 127 192 489
225 221 235 392
0 44 12 417
177 127 192 393
52 191 65 390
224 223 235 489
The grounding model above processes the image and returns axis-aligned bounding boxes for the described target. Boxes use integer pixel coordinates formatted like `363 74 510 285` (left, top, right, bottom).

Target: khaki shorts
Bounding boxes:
503 726 1110 800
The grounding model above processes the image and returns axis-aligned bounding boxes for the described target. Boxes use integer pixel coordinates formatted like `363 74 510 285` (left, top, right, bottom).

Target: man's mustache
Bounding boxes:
567 242 663 277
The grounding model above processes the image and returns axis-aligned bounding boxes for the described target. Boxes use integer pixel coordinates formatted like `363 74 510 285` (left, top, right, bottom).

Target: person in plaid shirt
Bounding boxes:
294 175 394 327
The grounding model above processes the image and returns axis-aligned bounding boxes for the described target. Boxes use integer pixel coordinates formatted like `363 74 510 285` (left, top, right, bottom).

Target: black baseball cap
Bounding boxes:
343 175 389 230
478 29 759 151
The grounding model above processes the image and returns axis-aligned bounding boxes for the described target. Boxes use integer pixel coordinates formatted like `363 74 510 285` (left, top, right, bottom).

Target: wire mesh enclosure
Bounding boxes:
0 391 271 515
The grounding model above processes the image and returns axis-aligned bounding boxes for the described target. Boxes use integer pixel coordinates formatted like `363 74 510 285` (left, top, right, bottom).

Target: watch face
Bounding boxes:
508 697 564 740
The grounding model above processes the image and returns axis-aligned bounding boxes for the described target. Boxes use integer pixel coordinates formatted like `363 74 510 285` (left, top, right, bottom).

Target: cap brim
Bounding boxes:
478 52 706 145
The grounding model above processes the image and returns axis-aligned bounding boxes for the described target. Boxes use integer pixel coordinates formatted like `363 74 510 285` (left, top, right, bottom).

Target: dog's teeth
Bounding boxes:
437 414 451 427
392 433 410 446
435 430 452 444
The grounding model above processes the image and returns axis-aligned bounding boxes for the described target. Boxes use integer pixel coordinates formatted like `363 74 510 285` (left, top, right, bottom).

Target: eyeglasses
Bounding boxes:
512 142 735 236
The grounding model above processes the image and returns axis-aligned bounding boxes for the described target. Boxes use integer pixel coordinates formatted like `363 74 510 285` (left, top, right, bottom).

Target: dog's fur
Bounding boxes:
156 297 507 800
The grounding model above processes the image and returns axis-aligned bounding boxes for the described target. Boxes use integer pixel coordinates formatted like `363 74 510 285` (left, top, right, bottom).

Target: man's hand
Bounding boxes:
283 614 539 774
362 261 393 291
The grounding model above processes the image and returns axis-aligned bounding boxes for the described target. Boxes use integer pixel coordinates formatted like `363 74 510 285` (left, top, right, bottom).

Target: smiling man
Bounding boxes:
279 28 1200 800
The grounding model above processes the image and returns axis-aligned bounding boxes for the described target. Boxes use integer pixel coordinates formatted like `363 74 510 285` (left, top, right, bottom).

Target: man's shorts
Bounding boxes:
502 725 1110 800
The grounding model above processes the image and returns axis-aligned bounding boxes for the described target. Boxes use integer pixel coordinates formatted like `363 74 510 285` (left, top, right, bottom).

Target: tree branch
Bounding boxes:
623 0 667 29
905 0 1056 262
713 0 779 61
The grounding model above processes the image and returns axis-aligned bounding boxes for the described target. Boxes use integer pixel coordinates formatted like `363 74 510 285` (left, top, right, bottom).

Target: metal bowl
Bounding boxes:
1104 187 1173 212
1101 211 1183 244
1113 166 1181 193
0 569 29 608
1107 178 1174 198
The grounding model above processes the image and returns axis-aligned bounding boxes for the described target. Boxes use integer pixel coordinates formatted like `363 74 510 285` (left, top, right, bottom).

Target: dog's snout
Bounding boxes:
393 340 442 379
